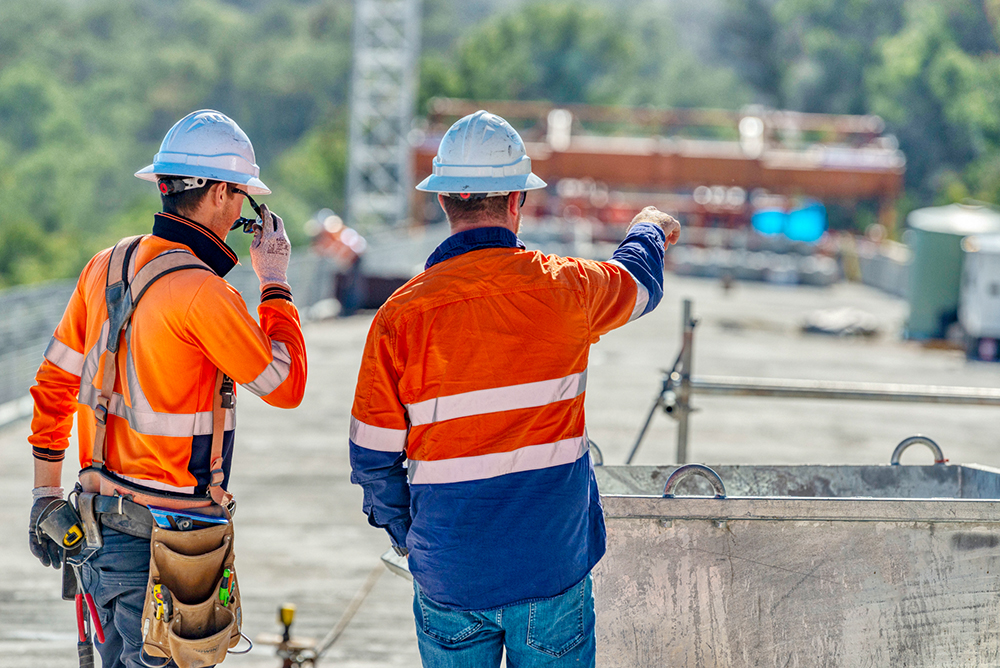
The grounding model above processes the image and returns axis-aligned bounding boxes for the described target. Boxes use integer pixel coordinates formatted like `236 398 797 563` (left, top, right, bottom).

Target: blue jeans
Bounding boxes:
78 527 183 668
413 574 595 668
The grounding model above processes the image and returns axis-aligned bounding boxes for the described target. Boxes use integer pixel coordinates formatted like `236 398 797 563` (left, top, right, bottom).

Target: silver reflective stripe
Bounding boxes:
350 417 407 453
407 436 589 485
242 341 292 397
124 325 154 415
44 337 85 377
405 371 588 427
608 260 649 322
78 383 235 437
79 320 110 389
120 474 194 494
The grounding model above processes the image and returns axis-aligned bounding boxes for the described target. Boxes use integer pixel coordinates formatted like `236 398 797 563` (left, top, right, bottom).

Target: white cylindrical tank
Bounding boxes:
960 234 1000 348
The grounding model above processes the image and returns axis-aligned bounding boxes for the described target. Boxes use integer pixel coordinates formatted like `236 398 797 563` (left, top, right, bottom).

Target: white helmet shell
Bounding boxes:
135 109 270 195
416 110 546 195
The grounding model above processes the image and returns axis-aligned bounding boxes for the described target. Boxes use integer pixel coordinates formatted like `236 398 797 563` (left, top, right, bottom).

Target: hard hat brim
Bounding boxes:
415 172 546 194
135 164 271 196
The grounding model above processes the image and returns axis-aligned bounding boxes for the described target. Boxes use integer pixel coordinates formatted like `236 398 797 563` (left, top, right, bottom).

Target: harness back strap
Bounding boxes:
90 236 233 503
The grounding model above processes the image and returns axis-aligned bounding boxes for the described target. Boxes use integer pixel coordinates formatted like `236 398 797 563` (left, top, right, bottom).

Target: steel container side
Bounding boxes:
593 465 1000 667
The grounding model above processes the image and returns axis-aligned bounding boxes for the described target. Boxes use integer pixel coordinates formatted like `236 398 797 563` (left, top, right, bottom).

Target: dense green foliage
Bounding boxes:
1 0 998 287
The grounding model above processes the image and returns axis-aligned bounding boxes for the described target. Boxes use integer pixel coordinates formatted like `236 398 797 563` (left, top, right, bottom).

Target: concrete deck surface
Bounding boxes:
3 275 1000 667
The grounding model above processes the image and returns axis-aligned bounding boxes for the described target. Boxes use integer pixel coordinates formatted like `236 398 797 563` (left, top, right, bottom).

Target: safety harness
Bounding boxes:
77 235 235 509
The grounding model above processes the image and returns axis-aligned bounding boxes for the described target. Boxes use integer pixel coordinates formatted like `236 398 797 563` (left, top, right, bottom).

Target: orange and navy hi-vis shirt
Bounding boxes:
350 223 666 610
29 212 307 495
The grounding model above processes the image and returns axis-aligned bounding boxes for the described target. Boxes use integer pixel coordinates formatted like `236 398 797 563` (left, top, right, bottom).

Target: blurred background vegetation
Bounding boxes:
0 0 997 288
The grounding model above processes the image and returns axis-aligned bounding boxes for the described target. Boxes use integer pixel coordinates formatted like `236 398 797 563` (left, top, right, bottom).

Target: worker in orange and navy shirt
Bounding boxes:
349 110 680 668
27 110 307 668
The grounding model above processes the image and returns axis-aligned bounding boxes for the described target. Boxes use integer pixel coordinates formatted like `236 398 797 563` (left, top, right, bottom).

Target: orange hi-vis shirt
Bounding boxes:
350 223 666 610
29 213 307 495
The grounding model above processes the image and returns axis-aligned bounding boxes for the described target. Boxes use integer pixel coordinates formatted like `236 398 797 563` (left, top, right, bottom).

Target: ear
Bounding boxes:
211 181 229 206
507 192 520 219
437 193 447 214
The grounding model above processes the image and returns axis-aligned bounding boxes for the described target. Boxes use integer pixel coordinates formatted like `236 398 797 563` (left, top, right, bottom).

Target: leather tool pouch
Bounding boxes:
140 514 242 668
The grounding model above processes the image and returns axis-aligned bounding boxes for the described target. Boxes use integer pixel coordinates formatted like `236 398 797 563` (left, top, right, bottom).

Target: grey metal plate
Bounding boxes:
595 517 1000 667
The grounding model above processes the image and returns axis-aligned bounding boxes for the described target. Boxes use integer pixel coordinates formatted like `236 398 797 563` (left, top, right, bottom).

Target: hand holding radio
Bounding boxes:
249 203 292 290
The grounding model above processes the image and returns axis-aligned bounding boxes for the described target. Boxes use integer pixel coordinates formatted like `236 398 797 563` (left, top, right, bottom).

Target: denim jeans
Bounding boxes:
413 574 595 668
78 527 184 668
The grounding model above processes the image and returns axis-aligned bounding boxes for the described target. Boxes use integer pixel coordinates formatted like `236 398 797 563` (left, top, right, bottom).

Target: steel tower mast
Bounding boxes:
346 0 422 231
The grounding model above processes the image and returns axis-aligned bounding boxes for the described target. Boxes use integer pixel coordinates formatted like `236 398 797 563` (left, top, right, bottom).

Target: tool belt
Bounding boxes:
140 509 243 668
92 493 155 539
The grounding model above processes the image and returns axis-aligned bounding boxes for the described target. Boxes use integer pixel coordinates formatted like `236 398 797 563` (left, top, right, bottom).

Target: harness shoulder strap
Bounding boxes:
90 238 217 475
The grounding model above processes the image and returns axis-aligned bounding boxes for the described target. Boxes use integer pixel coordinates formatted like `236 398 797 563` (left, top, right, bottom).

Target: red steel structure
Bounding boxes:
413 98 905 232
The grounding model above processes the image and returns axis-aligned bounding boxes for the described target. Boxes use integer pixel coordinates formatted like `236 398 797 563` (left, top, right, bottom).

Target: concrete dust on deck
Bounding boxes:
3 276 1000 667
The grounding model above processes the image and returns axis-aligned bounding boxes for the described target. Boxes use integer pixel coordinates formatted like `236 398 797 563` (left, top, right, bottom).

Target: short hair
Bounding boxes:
159 177 221 217
440 194 510 227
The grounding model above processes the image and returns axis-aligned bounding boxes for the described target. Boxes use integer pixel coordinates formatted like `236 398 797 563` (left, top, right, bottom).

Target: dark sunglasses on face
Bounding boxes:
229 187 263 233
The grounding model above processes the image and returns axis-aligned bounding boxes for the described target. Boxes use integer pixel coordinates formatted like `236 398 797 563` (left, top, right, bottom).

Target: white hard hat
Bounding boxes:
416 110 546 196
135 109 270 195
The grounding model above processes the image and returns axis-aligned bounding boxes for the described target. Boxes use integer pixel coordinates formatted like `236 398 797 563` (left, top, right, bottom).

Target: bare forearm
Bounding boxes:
33 459 63 489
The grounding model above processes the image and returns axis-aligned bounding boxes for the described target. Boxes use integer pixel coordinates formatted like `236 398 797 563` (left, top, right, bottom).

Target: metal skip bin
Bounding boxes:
592 439 1000 667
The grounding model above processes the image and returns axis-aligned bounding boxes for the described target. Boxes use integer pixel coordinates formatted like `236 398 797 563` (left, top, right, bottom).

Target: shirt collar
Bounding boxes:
425 227 526 270
152 212 239 277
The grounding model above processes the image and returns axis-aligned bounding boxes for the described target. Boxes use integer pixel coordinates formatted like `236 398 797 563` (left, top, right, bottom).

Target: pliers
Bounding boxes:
70 562 104 667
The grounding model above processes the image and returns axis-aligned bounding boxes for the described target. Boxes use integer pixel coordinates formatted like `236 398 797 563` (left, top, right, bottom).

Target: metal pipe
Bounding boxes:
625 379 666 465
676 300 694 464
690 376 1000 406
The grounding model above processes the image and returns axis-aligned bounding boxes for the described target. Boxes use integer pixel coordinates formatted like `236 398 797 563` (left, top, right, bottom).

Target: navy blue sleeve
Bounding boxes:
349 442 411 548
610 222 666 317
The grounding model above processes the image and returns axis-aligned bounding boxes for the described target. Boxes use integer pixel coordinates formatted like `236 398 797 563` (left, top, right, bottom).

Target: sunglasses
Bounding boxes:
229 187 263 233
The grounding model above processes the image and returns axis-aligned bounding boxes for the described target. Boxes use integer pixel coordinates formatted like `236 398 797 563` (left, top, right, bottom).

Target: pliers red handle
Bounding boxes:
74 587 105 644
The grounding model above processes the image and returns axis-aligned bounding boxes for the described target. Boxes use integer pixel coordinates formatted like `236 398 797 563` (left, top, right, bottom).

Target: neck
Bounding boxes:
450 217 519 236
184 210 230 242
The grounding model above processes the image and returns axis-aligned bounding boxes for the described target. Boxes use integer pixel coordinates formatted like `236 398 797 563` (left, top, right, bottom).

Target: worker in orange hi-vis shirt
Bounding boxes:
27 110 307 668
349 110 680 668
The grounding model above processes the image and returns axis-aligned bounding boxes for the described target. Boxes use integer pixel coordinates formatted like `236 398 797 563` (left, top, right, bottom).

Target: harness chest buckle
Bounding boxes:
220 376 235 409
94 403 109 426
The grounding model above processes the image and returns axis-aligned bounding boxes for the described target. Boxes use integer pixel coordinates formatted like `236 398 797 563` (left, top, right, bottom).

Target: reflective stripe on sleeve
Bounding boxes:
350 417 408 452
405 370 587 427
407 436 589 485
242 341 292 397
44 337 85 377
608 260 649 322
78 383 235 438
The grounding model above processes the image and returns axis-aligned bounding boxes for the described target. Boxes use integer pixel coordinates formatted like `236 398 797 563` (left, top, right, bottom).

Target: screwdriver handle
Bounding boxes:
78 640 95 668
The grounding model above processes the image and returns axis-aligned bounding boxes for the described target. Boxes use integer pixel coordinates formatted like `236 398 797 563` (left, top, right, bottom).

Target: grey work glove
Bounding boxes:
29 490 64 570
250 203 292 291
629 206 681 247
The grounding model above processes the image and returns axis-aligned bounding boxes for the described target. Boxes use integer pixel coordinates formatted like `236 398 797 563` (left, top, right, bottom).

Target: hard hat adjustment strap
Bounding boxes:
157 177 209 196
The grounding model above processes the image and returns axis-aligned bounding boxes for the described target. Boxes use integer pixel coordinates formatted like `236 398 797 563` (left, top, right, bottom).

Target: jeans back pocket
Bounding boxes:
526 576 589 658
415 585 484 645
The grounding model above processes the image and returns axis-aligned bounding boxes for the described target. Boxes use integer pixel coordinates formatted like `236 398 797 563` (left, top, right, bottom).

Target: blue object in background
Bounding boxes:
751 209 787 235
785 202 827 243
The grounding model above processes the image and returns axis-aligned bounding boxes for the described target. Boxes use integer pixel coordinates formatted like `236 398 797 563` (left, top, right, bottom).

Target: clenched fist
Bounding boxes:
629 207 681 247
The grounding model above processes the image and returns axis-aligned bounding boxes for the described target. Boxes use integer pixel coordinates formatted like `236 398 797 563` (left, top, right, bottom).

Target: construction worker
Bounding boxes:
349 110 680 667
27 109 307 667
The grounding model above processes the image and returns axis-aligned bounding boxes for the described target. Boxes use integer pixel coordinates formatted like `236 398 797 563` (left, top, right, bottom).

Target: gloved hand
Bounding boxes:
629 207 681 247
29 489 64 570
250 203 292 290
